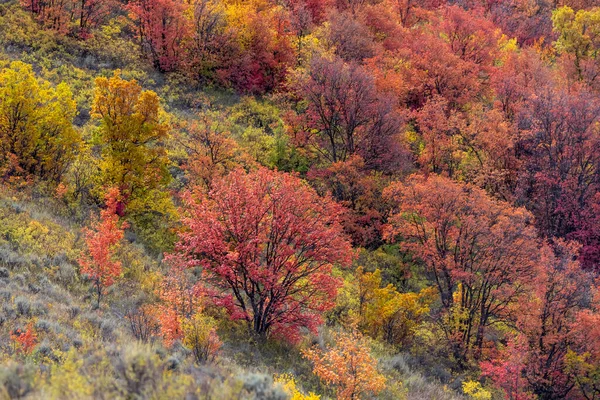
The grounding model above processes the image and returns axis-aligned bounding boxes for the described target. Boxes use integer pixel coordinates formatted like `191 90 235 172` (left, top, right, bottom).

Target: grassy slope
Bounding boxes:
0 2 466 398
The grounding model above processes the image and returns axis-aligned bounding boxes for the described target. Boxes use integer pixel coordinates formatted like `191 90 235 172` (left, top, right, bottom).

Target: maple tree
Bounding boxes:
514 85 600 240
307 155 394 248
177 109 239 188
566 296 600 400
291 55 403 171
170 167 353 341
520 243 594 399
184 0 228 83
480 242 597 399
303 329 386 400
181 312 221 364
128 0 189 72
20 0 116 36
78 187 128 308
217 1 295 93
356 266 436 346
480 334 534 400
385 174 538 362
553 6 600 85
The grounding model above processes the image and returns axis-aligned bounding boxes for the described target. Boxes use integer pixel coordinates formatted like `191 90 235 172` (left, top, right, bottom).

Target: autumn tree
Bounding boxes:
72 0 117 37
521 243 594 399
11 323 38 355
385 174 538 362
356 267 436 346
303 329 386 400
566 297 600 400
170 167 353 341
176 109 240 188
392 29 483 109
480 242 596 399
78 188 127 308
128 0 189 72
91 71 174 251
0 61 79 185
184 0 228 82
291 55 403 171
480 335 534 400
553 6 600 85
440 5 498 69
515 86 600 240
218 1 295 94
20 0 116 36
20 0 71 33
307 155 396 248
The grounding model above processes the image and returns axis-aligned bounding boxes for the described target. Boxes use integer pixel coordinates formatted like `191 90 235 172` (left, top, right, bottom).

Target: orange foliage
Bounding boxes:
303 330 386 400
78 187 128 307
11 323 37 355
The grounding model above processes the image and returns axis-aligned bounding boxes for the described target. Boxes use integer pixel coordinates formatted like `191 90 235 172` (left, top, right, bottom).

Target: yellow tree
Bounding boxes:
553 6 600 82
357 267 436 346
303 330 386 400
92 71 174 251
92 71 170 204
0 61 79 184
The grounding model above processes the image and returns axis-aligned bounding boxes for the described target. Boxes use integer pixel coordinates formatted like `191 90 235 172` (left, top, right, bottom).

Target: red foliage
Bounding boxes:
78 187 128 307
170 167 354 342
481 242 596 399
307 156 392 249
291 55 404 171
128 0 189 72
520 243 593 399
11 323 38 355
21 0 116 37
515 86 600 240
217 11 295 94
480 335 535 400
385 174 538 361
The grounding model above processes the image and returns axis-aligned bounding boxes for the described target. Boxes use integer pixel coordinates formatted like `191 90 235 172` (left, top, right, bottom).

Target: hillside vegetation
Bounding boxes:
1 0 600 399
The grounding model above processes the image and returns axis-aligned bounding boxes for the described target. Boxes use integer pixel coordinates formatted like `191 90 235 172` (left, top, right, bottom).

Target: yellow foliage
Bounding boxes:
46 349 93 399
182 313 222 364
275 374 321 400
356 267 436 345
462 380 492 400
0 61 79 184
92 71 171 206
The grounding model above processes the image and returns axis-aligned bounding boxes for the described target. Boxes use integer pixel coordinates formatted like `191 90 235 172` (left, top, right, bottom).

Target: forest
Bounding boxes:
0 0 600 398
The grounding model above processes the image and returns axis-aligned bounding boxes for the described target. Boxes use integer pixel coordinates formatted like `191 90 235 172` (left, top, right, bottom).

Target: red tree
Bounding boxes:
481 242 596 399
307 155 393 249
79 188 128 308
515 86 600 240
170 167 354 342
385 174 538 362
128 0 189 72
291 55 403 171
521 243 593 399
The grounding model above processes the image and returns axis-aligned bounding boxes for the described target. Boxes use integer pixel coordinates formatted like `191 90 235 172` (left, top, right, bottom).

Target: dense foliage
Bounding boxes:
1 0 600 398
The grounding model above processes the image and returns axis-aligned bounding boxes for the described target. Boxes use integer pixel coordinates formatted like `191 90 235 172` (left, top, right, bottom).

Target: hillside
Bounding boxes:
1 0 600 399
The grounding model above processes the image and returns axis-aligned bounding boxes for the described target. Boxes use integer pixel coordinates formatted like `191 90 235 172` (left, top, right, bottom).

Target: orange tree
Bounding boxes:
303 329 386 400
